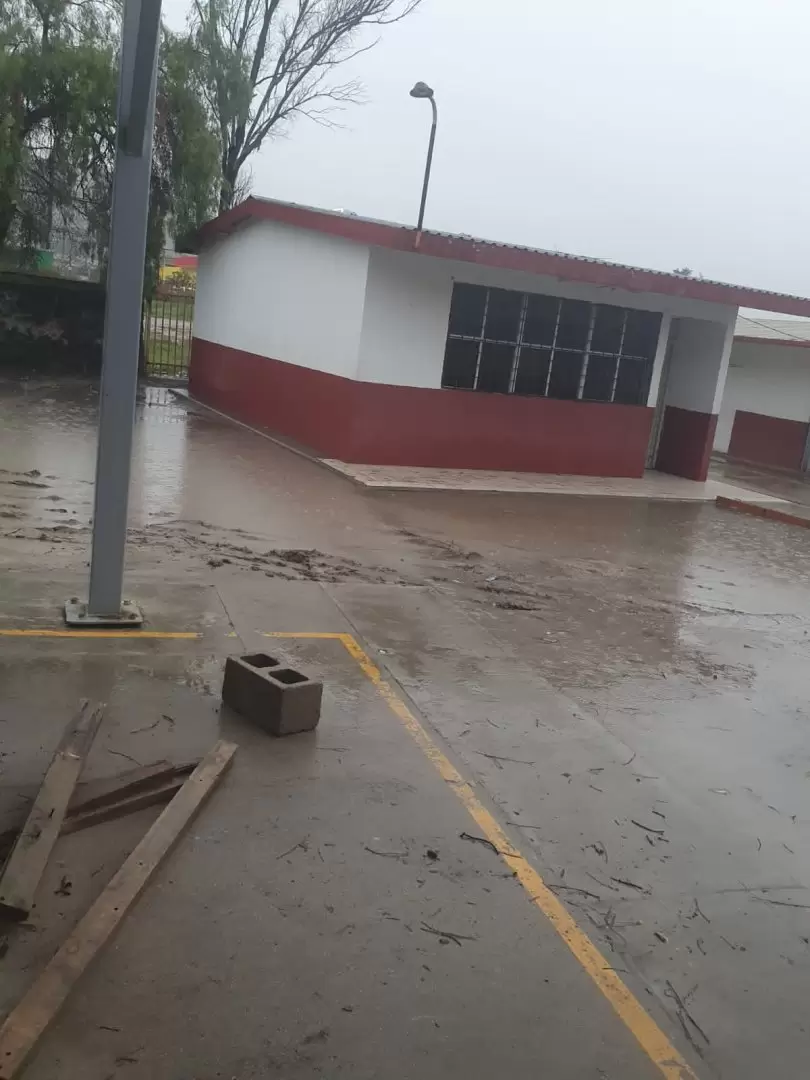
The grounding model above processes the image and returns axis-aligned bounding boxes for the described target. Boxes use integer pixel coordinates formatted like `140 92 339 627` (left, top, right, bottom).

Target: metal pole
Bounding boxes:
65 0 161 626
414 96 437 247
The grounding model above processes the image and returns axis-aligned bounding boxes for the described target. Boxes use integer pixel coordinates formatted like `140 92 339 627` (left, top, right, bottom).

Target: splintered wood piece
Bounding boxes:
0 740 237 1079
0 700 105 920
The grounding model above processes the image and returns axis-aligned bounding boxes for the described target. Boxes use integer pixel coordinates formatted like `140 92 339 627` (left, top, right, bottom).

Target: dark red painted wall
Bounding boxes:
190 338 655 477
727 410 808 471
655 405 717 482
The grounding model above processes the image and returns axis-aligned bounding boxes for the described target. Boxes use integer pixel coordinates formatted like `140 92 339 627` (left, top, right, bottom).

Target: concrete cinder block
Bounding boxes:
222 653 322 736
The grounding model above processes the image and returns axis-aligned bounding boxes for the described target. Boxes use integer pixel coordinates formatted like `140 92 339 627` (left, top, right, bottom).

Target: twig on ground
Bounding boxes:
474 751 535 767
129 718 160 734
611 876 651 894
364 846 408 859
621 751 636 766
751 894 810 909
420 922 476 946
665 980 710 1055
459 832 501 855
692 897 711 923
276 838 309 860
630 819 666 836
547 884 601 901
106 748 142 766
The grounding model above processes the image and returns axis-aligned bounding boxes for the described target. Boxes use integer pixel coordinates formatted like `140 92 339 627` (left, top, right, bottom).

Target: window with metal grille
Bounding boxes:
442 284 661 405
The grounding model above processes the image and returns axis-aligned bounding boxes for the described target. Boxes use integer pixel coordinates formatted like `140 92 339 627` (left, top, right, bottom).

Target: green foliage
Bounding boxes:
0 0 219 297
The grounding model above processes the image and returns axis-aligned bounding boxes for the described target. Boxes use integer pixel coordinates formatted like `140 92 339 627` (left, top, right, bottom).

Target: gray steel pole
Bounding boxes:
84 0 161 620
415 96 437 244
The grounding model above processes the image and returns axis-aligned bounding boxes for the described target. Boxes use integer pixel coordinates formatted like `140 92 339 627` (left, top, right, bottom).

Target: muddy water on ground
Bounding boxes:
3 379 810 1077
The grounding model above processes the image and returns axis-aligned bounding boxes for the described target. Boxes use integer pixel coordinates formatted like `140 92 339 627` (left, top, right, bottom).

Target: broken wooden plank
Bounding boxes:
0 700 105 921
66 760 197 816
61 776 188 834
0 739 236 1079
0 762 197 864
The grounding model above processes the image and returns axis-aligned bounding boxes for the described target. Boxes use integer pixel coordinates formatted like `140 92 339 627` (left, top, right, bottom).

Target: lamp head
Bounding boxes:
409 81 434 99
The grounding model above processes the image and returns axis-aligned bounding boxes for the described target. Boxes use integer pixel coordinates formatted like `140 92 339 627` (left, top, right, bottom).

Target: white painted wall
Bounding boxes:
194 219 370 378
663 316 735 414
196 220 741 397
714 341 810 452
355 248 739 390
356 248 453 386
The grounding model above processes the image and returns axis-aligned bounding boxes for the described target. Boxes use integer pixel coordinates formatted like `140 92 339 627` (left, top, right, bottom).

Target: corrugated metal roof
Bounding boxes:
735 314 810 346
197 197 810 318
252 197 810 305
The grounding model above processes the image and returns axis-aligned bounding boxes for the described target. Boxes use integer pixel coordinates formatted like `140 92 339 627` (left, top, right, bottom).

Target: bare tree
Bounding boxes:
190 0 420 213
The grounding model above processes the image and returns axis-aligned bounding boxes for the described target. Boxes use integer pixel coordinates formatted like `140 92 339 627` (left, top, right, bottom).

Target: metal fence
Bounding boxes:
142 278 195 381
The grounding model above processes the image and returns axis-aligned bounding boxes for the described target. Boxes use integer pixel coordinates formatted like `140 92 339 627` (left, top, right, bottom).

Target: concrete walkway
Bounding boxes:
2 573 666 1080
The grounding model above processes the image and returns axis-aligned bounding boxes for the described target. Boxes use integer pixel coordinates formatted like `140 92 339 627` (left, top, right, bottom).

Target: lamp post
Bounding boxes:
64 0 162 627
409 81 437 247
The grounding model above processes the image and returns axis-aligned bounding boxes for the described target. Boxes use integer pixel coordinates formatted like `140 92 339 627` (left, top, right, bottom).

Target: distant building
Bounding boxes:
713 315 810 471
160 253 198 282
188 197 810 480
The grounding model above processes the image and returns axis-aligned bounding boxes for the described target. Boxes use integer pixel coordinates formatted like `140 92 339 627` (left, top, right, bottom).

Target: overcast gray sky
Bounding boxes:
163 0 810 297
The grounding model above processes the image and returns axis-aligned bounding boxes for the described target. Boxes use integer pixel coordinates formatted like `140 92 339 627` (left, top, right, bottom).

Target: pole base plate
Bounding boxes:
64 598 144 628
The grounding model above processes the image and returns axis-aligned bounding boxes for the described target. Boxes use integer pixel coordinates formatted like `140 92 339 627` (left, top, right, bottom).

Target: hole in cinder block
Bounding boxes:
242 653 281 669
271 668 309 685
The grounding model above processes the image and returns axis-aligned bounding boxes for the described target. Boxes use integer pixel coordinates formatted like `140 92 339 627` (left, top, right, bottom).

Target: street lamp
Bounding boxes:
409 81 437 247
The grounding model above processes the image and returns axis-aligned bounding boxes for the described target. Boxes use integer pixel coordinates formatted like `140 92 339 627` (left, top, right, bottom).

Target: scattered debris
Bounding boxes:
425 849 439 861
128 718 160 735
630 819 666 836
751 894 810 910
610 876 651 894
654 930 668 944
690 898 711 924
300 1028 330 1045
719 935 746 952
459 832 500 855
621 751 636 767
665 980 710 1058
548 884 601 901
106 748 142 767
277 839 309 860
587 841 608 862
364 846 408 859
474 751 535 768
420 922 476 946
54 875 72 897
0 742 236 1077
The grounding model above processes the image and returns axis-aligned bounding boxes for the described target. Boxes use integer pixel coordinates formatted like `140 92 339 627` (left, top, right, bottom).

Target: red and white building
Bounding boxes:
715 315 810 472
189 197 810 480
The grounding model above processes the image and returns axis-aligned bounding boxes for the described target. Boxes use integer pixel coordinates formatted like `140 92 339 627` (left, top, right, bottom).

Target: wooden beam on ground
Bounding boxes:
0 739 237 1079
0 700 105 921
61 776 189 834
0 763 197 864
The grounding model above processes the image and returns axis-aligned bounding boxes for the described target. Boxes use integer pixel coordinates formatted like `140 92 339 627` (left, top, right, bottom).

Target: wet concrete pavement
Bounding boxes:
1 378 810 1079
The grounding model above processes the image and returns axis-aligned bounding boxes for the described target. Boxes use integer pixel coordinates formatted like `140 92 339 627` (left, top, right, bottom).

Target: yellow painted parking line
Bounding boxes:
0 630 201 639
267 629 697 1080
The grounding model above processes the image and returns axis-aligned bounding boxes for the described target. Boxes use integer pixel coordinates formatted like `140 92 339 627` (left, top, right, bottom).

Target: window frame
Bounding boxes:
441 283 660 407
